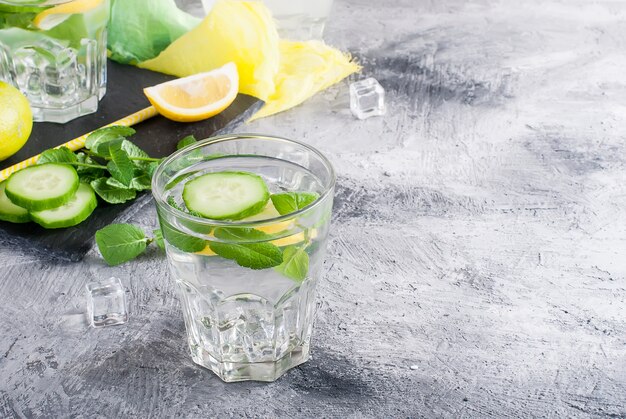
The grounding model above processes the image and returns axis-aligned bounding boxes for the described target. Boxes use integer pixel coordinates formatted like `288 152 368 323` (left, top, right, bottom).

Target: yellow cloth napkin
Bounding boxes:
139 0 360 119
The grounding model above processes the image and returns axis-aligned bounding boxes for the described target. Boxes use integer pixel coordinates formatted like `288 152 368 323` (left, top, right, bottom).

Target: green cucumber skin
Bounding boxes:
0 181 30 224
224 194 269 220
5 164 80 211
0 211 30 224
182 171 269 221
30 184 98 229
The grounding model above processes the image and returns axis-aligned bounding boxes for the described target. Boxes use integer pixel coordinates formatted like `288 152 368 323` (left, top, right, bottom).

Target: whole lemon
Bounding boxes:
0 81 33 161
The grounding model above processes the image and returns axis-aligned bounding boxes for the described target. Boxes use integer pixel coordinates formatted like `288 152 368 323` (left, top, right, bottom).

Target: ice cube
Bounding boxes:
86 277 128 328
43 47 78 101
349 77 386 120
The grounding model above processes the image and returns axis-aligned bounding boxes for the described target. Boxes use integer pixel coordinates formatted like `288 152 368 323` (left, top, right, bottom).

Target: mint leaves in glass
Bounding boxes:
0 0 110 122
152 134 335 382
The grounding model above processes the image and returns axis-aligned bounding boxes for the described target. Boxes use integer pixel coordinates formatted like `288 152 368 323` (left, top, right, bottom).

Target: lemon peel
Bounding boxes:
0 82 33 162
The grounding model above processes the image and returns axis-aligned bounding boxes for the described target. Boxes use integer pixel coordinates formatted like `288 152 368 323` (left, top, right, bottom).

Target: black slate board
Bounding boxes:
0 60 264 262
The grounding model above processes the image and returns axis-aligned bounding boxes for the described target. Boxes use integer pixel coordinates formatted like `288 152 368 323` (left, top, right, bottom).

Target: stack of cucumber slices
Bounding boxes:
0 163 97 229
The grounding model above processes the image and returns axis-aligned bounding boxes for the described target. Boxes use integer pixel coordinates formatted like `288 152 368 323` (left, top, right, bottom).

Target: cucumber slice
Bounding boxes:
5 163 79 211
0 181 29 223
182 171 269 220
30 183 97 229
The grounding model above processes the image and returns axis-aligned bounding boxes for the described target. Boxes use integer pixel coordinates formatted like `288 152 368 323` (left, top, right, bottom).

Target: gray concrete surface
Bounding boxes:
2 0 626 417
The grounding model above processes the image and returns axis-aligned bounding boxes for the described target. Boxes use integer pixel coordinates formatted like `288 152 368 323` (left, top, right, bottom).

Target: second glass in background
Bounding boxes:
0 0 109 123
201 0 334 40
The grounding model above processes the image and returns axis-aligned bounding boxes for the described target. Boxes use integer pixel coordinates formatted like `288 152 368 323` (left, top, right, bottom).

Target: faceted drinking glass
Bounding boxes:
0 0 109 123
152 134 336 382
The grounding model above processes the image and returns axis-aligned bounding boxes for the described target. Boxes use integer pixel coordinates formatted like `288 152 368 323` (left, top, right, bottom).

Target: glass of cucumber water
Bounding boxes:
152 134 335 382
0 0 109 123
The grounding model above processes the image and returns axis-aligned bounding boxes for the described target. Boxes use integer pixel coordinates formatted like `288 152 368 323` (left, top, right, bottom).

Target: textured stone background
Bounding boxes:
2 0 626 417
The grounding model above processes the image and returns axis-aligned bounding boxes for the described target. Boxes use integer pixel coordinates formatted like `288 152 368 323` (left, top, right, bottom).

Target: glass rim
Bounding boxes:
0 0 78 6
152 133 336 228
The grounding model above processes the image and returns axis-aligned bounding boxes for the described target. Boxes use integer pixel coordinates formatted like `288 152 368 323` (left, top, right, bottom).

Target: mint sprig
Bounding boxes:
36 126 165 204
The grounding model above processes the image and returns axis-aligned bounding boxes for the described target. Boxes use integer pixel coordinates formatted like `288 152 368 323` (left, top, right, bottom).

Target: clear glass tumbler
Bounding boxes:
152 134 336 382
201 0 334 40
0 0 109 123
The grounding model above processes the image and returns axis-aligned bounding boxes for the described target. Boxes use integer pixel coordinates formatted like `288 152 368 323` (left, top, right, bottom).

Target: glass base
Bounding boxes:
191 342 310 382
31 89 104 123
274 17 327 41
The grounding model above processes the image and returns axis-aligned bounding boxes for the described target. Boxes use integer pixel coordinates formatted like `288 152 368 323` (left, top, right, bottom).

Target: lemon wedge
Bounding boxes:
33 0 104 30
143 62 238 122
140 0 279 101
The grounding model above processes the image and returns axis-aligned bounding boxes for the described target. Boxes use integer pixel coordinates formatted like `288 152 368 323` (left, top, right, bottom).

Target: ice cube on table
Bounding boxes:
86 277 128 328
350 77 386 120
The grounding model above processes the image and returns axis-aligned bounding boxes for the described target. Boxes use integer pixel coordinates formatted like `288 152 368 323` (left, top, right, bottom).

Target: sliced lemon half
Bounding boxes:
144 62 239 123
33 0 104 30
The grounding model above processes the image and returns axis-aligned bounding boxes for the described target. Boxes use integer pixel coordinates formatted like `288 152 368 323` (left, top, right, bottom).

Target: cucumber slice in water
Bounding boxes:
5 163 79 211
30 183 97 229
182 171 269 220
0 181 29 223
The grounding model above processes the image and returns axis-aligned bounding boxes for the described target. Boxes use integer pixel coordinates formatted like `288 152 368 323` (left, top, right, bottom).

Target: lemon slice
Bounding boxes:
143 62 239 123
33 0 104 30
246 202 295 235
194 229 317 257
193 201 311 257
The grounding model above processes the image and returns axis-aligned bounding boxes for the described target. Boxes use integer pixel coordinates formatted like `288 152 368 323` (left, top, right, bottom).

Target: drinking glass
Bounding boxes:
152 134 336 382
201 0 334 40
0 0 109 123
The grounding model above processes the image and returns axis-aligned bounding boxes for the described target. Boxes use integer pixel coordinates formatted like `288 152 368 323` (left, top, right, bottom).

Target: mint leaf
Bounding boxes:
153 229 165 251
107 146 134 186
270 192 320 215
275 246 309 282
85 126 135 150
177 135 197 150
130 173 152 191
37 147 77 165
145 161 160 178
75 152 103 173
209 227 283 270
91 178 137 204
213 227 273 242
106 177 130 189
121 139 149 159
121 139 156 171
95 223 148 266
79 172 103 184
161 222 207 253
